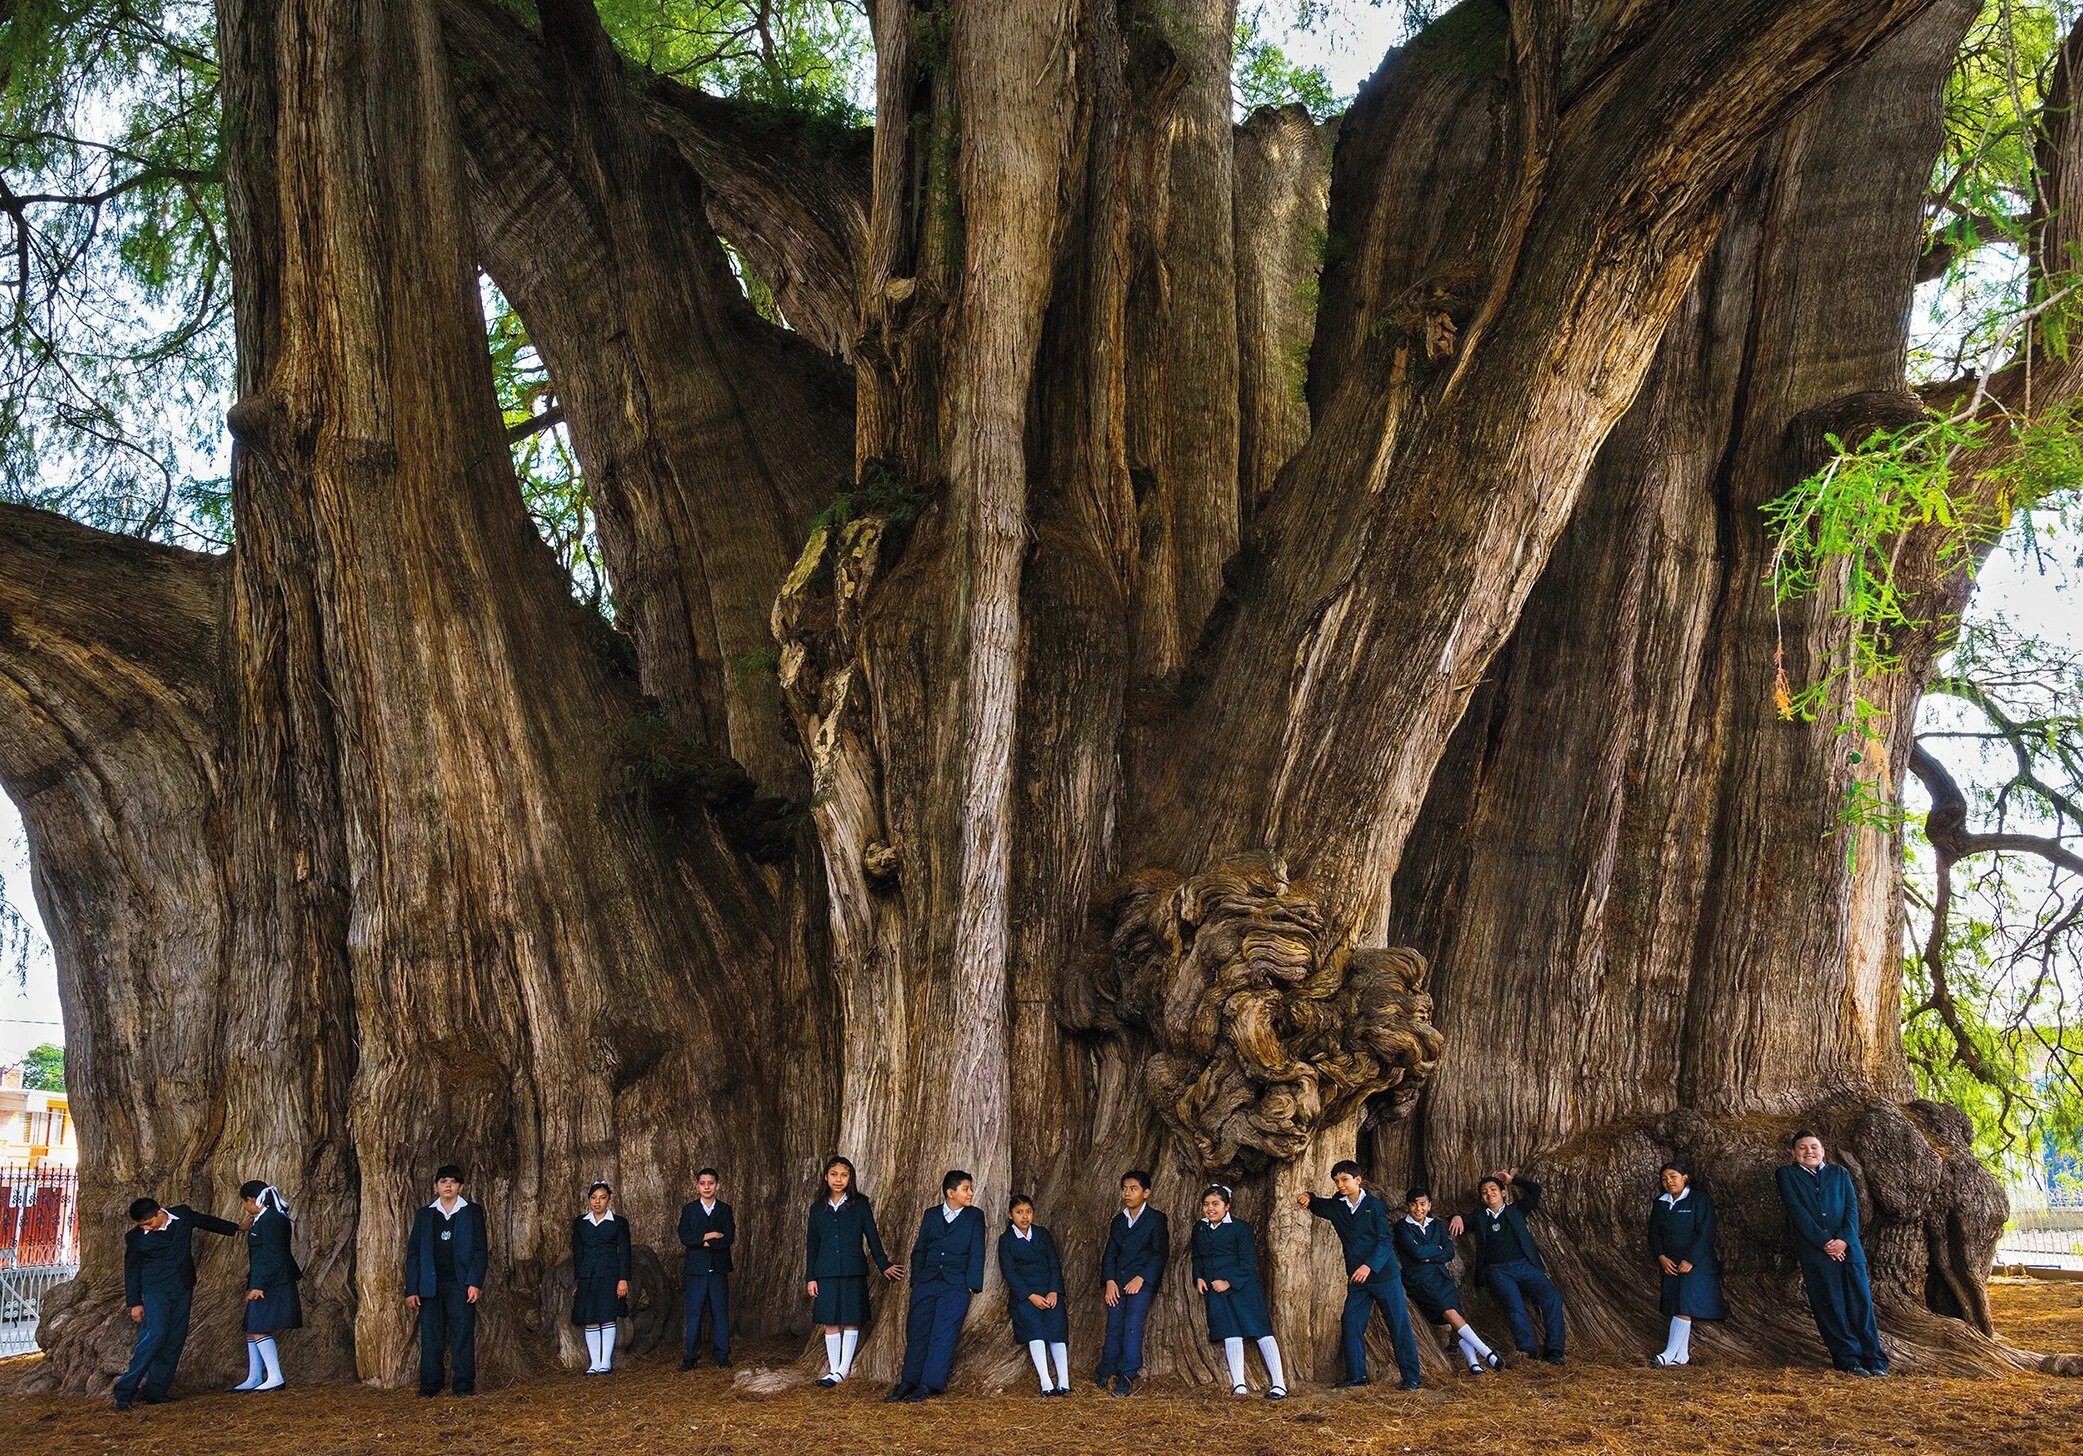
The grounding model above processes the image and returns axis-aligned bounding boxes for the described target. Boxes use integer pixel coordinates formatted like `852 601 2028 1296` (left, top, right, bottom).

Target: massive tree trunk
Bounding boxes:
3 0 2055 1395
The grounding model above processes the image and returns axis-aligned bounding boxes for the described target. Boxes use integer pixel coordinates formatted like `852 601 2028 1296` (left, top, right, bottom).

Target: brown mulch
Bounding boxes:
4 1281 2078 1455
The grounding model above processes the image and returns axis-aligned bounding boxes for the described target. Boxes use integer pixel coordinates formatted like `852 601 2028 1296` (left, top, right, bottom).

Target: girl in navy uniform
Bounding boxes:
1395 1186 1502 1374
1191 1184 1287 1399
570 1181 632 1374
999 1194 1070 1395
233 1181 300 1391
1648 1158 1726 1366
805 1155 904 1386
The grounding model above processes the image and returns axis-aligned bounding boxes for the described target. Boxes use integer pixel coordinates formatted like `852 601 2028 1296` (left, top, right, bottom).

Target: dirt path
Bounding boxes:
5 1281 2078 1454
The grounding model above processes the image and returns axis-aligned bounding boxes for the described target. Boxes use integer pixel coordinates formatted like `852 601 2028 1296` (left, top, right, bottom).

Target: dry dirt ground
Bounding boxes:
4 1281 2079 1455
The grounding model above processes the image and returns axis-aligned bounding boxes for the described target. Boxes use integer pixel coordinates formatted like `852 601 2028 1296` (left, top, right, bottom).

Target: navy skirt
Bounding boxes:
1008 1293 1070 1344
1659 1267 1727 1320
571 1275 627 1326
244 1283 303 1334
1403 1263 1463 1324
1202 1279 1273 1342
812 1274 868 1326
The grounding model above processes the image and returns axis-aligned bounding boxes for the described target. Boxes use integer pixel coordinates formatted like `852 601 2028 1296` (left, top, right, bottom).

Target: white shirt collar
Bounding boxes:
1205 1212 1233 1227
1122 1204 1144 1226
827 1192 849 1210
1013 1224 1034 1240
941 1201 962 1223
700 1198 717 1213
151 1209 179 1232
1404 1214 1432 1230
1340 1192 1364 1213
1659 1187 1691 1206
430 1195 471 1215
585 1208 616 1225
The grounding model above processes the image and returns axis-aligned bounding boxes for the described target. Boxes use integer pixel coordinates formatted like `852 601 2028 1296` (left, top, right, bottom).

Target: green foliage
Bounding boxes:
1234 16 1339 120
806 457 932 541
593 0 870 126
19 1041 63 1092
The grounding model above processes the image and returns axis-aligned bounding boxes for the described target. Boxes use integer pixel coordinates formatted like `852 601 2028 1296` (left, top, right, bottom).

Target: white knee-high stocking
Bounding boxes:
600 1322 618 1370
1257 1336 1287 1392
255 1336 284 1390
234 1340 264 1391
823 1331 843 1379
1050 1342 1070 1391
838 1328 860 1377
1029 1339 1052 1390
1223 1336 1247 1390
1659 1315 1692 1364
584 1325 605 1372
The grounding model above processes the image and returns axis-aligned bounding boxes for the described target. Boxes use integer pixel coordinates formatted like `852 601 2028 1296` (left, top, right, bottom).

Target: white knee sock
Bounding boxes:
1050 1342 1070 1391
823 1331 843 1379
256 1336 284 1389
838 1328 860 1377
1661 1316 1691 1363
1458 1325 1492 1368
600 1323 618 1369
585 1326 605 1371
234 1340 264 1391
1224 1336 1247 1389
1257 1336 1287 1391
1029 1339 1052 1390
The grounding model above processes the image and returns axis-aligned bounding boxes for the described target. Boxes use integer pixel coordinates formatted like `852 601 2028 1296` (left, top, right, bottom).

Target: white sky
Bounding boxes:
1 3 2075 1061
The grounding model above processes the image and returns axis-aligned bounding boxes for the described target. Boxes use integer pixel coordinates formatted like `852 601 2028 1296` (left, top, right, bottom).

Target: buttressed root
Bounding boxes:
1101 856 1444 1172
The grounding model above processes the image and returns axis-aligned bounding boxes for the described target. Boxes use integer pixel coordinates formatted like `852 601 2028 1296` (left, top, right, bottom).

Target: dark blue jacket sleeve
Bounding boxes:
462 1204 489 1288
1101 1218 1121 1284
680 1202 699 1252
805 1204 819 1283
1046 1229 1064 1292
718 1204 736 1252
123 1230 143 1307
1777 1167 1836 1251
967 1211 987 1291
910 1209 934 1265
617 1217 633 1280
1361 1201 1395 1271
863 1201 892 1272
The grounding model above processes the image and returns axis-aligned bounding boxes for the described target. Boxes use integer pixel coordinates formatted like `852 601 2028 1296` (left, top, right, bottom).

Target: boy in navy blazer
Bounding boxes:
1095 1169 1169 1396
1297 1159 1424 1389
1450 1169 1566 1364
403 1164 488 1396
886 1169 987 1403
677 1167 735 1369
1776 1131 1886 1375
113 1196 242 1409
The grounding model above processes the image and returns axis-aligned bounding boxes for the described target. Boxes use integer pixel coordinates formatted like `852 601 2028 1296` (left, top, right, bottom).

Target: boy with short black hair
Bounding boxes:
886 1169 986 1403
1450 1169 1566 1365
677 1167 735 1369
404 1164 489 1397
113 1195 243 1410
1095 1168 1169 1396
1296 1159 1423 1389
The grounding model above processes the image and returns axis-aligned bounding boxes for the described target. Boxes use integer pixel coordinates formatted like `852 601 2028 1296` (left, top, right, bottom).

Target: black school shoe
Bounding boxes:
903 1387 934 1403
680 1358 699 1371
1111 1373 1133 1397
112 1396 133 1412
1400 1378 1423 1391
1540 1352 1566 1366
1334 1377 1370 1388
1093 1365 1114 1389
884 1382 916 1402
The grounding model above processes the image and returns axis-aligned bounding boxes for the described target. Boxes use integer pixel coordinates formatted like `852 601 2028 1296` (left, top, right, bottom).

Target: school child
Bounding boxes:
403 1163 489 1397
1192 1184 1287 1399
1449 1169 1566 1364
1394 1186 1503 1374
999 1194 1071 1395
1776 1132 1886 1376
887 1169 987 1403
805 1155 903 1387
677 1166 735 1369
232 1181 300 1392
113 1195 242 1410
571 1181 632 1374
1296 1159 1423 1389
1648 1158 1726 1367
1095 1168 1169 1397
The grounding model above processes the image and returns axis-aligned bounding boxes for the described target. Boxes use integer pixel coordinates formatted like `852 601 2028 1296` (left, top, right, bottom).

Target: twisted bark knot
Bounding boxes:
1101 856 1444 1173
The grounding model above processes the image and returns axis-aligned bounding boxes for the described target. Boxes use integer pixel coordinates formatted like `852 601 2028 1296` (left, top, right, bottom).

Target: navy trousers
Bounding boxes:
418 1282 478 1395
1099 1286 1155 1379
1797 1250 1884 1371
1483 1258 1565 1355
683 1272 731 1362
1343 1276 1424 1385
114 1288 191 1401
899 1279 973 1391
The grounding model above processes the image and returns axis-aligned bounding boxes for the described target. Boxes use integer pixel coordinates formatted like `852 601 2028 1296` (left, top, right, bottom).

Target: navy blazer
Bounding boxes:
910 1204 988 1291
678 1198 736 1277
1468 1177 1547 1274
124 1205 239 1305
1776 1162 1865 1261
1394 1215 1457 1273
244 1205 300 1292
1190 1217 1261 1288
571 1213 632 1283
997 1225 1065 1301
805 1195 893 1280
1101 1206 1169 1291
405 1199 489 1296
1649 1186 1721 1273
1306 1191 1400 1283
